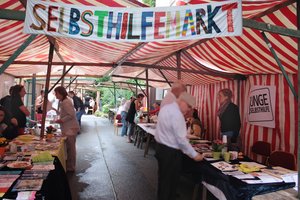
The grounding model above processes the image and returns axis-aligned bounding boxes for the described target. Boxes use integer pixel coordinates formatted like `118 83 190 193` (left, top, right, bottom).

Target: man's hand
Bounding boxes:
193 153 203 161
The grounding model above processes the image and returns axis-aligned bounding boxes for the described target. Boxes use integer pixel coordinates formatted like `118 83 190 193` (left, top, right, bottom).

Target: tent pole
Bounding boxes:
25 80 30 111
113 82 116 108
0 34 37 75
112 74 173 83
134 80 147 97
261 32 298 99
61 65 66 86
177 51 181 80
146 69 150 122
49 64 75 93
127 83 135 95
135 79 138 96
158 69 172 87
65 75 79 90
40 42 55 139
297 0 300 196
31 74 36 120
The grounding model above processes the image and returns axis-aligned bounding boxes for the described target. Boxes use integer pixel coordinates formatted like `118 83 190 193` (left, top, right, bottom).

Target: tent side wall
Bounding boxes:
0 74 15 98
191 74 298 163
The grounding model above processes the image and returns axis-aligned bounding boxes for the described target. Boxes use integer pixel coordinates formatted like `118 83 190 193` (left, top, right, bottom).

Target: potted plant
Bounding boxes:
212 139 225 159
46 125 56 139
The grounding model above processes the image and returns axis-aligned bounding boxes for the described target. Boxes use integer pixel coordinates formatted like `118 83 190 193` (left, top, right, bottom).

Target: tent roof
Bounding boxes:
0 0 298 87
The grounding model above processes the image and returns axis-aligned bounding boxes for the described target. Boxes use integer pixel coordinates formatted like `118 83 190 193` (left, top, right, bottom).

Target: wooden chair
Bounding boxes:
251 141 271 165
113 114 122 135
269 151 296 170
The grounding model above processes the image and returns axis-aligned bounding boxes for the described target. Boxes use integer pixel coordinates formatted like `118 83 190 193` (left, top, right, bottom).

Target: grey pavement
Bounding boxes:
67 115 207 200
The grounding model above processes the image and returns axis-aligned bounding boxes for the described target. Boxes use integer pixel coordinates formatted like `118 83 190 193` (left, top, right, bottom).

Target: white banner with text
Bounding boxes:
247 86 276 128
23 0 242 42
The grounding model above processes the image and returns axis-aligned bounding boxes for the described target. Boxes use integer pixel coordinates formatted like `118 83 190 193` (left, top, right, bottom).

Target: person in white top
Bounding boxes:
54 86 80 172
155 92 203 200
118 97 134 136
160 81 187 108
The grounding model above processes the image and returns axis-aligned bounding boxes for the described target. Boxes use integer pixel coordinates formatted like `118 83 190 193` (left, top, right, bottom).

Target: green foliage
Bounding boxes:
142 0 155 7
102 104 111 113
85 90 96 99
94 110 108 118
98 87 134 113
95 76 111 83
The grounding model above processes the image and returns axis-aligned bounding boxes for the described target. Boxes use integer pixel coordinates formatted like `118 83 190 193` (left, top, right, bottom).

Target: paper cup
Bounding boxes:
223 152 231 162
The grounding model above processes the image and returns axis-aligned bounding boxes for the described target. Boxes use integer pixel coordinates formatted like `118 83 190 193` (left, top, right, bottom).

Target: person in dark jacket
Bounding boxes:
68 91 85 127
126 93 144 143
0 106 18 140
10 85 30 135
0 86 14 119
217 89 241 146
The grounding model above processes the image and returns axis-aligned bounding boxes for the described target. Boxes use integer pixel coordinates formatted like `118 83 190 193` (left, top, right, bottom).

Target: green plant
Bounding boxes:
94 110 108 118
212 140 225 152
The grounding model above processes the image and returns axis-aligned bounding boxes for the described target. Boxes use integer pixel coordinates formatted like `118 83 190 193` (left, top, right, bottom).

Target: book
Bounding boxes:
12 179 43 191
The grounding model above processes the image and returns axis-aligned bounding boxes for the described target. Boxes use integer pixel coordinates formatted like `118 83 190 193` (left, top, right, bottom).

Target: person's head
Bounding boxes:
120 98 126 105
137 93 145 101
130 96 135 102
54 86 68 101
40 90 44 96
68 91 75 98
9 86 14 95
153 102 160 109
11 84 26 98
218 89 233 104
192 108 200 120
177 92 196 117
171 81 187 98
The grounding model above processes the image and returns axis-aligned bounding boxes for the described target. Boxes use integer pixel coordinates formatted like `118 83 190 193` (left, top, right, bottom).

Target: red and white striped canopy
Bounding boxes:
0 0 298 87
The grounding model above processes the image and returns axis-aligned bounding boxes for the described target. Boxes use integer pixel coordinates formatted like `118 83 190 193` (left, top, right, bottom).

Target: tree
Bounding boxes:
142 0 155 7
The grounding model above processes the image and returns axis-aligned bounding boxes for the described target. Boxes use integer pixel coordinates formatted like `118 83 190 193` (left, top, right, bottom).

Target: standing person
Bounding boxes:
217 89 241 148
54 86 80 172
10 85 30 135
160 81 187 108
89 98 95 114
126 93 144 143
155 92 203 200
68 91 85 128
35 90 44 122
118 97 134 137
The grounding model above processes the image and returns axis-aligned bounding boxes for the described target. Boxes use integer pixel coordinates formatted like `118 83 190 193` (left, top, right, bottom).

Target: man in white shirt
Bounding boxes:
160 81 187 108
155 92 203 200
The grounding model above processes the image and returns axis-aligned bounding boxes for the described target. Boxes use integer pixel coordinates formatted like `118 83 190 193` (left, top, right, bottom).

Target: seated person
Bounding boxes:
187 109 203 138
149 102 160 116
0 106 18 140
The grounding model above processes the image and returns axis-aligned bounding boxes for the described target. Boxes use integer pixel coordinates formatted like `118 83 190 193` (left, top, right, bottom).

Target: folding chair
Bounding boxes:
269 151 296 170
251 141 271 165
113 114 122 135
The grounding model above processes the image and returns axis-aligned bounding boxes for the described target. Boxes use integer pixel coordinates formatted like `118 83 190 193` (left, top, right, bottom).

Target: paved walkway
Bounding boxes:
67 115 203 200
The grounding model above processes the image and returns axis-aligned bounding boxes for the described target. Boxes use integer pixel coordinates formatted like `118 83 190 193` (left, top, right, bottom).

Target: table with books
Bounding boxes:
185 149 297 200
0 134 71 199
